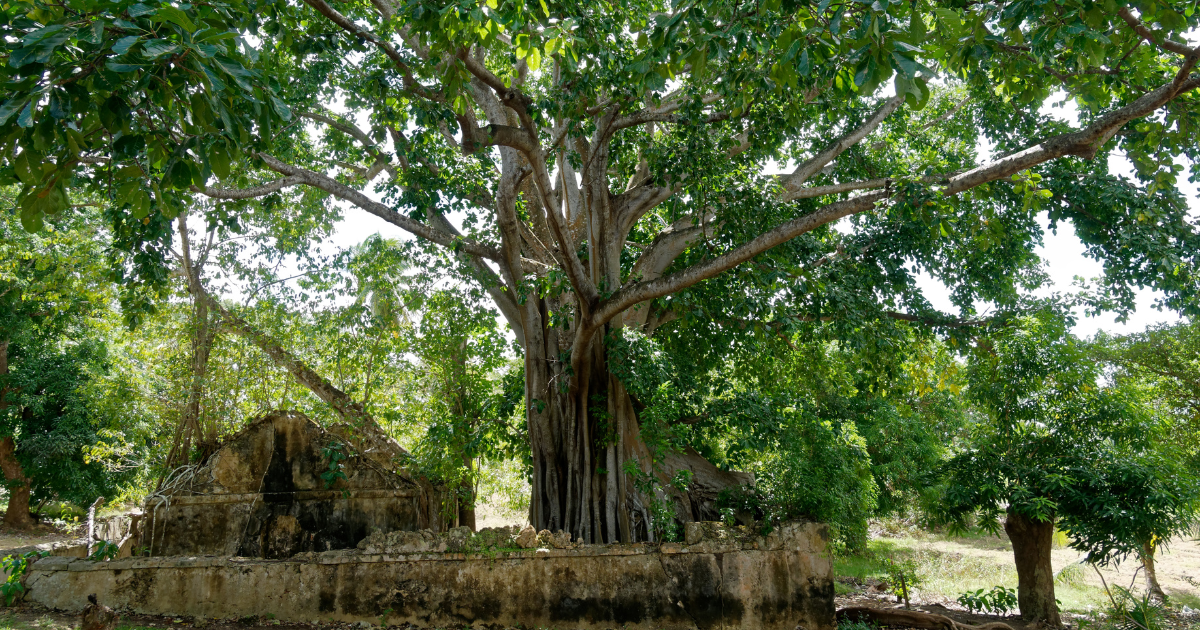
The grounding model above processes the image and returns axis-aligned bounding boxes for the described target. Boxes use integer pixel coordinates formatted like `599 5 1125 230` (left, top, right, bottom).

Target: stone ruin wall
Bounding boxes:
26 521 835 630
140 411 445 558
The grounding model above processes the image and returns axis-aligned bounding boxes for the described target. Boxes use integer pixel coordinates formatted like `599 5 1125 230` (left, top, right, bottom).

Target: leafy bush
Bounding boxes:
1 551 48 606
1055 562 1087 587
751 407 878 553
1098 585 1166 630
956 586 1018 615
88 541 120 561
882 557 924 608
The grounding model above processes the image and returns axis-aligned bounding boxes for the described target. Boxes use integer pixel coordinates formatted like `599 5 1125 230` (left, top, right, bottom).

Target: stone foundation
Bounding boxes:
26 522 833 630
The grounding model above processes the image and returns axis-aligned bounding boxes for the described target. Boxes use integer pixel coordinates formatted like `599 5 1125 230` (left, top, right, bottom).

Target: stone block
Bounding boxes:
27 521 835 630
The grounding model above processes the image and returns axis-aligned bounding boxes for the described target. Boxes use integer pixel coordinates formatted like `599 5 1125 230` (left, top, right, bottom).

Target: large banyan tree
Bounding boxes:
3 0 1199 547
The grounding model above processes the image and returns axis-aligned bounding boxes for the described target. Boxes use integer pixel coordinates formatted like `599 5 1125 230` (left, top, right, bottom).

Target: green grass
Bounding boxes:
1168 589 1200 609
833 535 1113 614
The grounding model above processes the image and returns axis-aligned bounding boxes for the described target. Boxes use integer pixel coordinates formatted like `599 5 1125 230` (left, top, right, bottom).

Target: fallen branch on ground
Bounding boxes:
836 606 1018 630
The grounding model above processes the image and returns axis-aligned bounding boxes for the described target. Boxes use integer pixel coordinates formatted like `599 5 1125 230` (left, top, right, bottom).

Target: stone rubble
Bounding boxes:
349 519 814 557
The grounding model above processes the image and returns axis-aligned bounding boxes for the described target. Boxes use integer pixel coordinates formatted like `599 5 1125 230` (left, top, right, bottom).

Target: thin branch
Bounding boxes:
193 175 304 199
782 94 906 192
256 153 503 262
1116 7 1197 57
302 0 440 103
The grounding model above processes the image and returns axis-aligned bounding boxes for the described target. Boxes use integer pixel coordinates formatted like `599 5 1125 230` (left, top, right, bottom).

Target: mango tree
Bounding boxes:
935 314 1198 626
0 203 113 529
3 0 1199 545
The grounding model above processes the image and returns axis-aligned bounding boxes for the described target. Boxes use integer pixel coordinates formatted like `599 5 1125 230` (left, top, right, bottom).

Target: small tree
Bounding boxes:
407 288 511 529
934 314 1197 626
0 204 117 528
1094 320 1200 601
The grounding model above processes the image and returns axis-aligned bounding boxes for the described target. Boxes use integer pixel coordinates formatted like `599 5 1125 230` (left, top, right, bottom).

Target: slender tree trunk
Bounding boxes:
458 456 476 530
1005 510 1061 627
0 341 34 530
0 435 33 530
1140 538 1167 602
161 214 219 474
450 341 476 531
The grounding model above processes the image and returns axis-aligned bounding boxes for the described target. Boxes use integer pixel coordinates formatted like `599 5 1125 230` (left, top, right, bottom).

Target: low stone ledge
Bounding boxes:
26 521 834 630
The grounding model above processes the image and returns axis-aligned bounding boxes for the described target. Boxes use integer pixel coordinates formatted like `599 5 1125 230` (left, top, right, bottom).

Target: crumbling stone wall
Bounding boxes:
27 521 834 630
140 411 444 558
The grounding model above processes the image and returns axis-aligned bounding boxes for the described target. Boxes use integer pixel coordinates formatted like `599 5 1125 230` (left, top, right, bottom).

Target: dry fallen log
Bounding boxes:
836 606 1018 630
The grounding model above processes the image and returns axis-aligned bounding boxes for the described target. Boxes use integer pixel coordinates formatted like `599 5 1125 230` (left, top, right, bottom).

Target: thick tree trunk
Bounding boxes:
523 304 751 543
1005 510 1061 627
1140 539 1167 602
0 435 33 530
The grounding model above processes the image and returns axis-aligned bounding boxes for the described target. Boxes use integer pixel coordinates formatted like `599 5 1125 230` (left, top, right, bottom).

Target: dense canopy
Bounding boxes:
2 0 1199 554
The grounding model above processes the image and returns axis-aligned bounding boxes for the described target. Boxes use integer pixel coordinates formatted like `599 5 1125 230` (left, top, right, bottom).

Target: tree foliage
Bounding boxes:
935 313 1198 565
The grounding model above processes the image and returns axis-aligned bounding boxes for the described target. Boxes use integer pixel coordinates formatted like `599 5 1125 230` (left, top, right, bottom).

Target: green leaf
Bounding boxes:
44 186 68 215
48 91 70 119
798 49 811 76
127 4 157 17
154 7 197 32
192 43 219 58
891 52 918 78
539 0 549 17
910 11 926 40
14 151 38 184
20 24 65 46
269 94 293 122
0 98 29 125
854 61 871 87
83 20 105 45
16 101 34 128
20 201 44 232
142 39 180 59
105 61 145 73
209 143 231 179
112 35 141 55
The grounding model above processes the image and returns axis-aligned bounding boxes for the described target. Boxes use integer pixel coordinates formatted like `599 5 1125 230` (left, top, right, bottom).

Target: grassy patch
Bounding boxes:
1166 589 1200 609
834 534 1112 614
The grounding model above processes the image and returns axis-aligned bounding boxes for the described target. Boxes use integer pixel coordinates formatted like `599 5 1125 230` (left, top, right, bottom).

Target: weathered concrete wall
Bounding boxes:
27 522 834 630
142 411 443 558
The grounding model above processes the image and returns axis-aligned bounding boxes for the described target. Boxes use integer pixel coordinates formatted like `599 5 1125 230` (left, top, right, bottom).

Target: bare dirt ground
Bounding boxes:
0 525 78 556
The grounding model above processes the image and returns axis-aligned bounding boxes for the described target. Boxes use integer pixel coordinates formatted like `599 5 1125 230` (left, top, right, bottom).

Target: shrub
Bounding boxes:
957 586 1018 615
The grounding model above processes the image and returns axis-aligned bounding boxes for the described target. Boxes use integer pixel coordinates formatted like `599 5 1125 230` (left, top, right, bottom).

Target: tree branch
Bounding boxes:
945 73 1200 193
1116 7 1197 57
256 153 503 262
782 94 905 192
302 0 439 103
593 191 889 326
193 175 304 199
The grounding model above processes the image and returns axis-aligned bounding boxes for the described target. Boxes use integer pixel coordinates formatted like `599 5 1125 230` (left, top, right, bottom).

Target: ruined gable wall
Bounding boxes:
140 411 443 558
